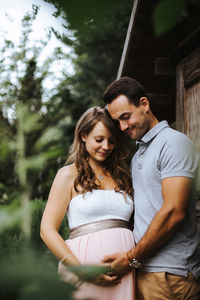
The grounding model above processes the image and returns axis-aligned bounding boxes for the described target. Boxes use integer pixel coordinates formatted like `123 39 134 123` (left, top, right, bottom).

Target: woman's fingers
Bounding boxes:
94 274 121 286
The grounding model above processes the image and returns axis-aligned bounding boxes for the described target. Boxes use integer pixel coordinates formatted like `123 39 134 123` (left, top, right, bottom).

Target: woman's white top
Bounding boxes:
67 189 133 229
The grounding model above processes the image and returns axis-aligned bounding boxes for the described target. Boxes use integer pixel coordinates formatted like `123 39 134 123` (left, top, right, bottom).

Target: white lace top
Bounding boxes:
67 189 134 229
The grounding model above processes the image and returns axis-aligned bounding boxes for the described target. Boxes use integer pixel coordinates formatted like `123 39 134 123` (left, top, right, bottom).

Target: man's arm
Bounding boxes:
103 176 193 275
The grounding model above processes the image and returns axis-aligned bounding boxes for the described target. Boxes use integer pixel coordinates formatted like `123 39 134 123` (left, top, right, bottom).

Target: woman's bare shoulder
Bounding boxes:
56 164 77 181
57 164 78 177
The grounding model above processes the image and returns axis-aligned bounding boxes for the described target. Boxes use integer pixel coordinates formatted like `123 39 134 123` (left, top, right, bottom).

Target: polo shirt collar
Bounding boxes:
136 120 169 147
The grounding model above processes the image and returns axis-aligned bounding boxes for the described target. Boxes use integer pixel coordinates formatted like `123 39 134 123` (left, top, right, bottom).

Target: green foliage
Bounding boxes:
154 0 186 36
0 7 73 201
30 199 46 248
44 0 114 31
69 265 110 281
0 200 31 234
52 0 133 110
0 247 76 300
0 197 69 257
154 0 200 36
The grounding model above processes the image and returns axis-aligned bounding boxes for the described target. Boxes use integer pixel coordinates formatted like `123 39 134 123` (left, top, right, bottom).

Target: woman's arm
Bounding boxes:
40 165 80 266
40 165 122 285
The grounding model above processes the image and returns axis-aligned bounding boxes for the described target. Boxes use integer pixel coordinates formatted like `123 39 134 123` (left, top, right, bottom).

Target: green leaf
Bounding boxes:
154 0 187 36
0 139 15 160
52 0 114 31
0 202 32 232
69 265 111 280
0 247 75 300
24 155 48 170
16 105 41 133
17 149 62 174
35 127 62 150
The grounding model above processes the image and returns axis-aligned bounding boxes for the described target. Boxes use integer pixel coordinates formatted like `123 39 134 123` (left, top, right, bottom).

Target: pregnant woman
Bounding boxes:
40 106 135 300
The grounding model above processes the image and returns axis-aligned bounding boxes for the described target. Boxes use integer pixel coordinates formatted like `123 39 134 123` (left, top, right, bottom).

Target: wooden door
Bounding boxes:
176 47 200 219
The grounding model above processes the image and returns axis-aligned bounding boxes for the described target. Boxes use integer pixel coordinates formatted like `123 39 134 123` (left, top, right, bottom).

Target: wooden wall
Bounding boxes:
176 47 200 225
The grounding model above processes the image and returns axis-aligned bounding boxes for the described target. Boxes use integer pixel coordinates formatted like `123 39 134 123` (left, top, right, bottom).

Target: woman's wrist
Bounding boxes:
60 253 80 266
60 253 73 263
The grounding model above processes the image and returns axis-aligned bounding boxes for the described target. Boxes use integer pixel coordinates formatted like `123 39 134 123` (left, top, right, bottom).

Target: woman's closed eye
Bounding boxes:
96 138 103 143
95 138 114 144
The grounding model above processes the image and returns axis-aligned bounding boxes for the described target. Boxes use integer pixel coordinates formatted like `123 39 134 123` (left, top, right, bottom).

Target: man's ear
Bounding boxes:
81 133 86 142
139 97 150 113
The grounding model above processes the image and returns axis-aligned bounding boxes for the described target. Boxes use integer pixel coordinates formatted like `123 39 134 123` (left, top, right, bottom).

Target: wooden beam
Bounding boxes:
182 47 200 88
154 57 175 77
117 0 140 79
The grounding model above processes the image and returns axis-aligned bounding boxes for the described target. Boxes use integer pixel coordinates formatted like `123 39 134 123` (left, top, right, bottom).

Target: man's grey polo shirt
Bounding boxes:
131 121 200 278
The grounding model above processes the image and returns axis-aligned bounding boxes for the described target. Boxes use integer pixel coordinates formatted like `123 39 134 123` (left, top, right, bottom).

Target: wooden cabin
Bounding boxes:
117 0 200 224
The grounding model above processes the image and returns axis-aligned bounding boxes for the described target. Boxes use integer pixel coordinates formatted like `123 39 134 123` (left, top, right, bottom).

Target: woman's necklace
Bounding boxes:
99 174 104 180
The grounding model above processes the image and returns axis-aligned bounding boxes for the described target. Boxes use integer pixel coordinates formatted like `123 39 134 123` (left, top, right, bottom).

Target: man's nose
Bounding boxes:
119 120 128 131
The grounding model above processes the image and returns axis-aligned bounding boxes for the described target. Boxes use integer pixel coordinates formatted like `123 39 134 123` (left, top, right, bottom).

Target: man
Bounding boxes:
102 76 200 299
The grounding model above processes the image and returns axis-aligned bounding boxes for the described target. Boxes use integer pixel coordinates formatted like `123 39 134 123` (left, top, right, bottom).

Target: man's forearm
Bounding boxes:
130 206 184 262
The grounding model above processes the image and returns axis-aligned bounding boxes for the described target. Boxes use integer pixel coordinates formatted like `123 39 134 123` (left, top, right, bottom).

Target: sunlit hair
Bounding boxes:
66 106 133 198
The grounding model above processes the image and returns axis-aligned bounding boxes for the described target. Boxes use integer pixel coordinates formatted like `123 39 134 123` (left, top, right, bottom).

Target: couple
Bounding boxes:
40 77 200 299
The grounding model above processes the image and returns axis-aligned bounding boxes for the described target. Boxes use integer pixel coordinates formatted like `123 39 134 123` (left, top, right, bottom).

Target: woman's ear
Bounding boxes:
81 133 86 142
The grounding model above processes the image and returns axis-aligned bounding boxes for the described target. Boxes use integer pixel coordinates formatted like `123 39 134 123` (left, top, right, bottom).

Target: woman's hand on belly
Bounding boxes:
89 273 121 286
75 263 122 286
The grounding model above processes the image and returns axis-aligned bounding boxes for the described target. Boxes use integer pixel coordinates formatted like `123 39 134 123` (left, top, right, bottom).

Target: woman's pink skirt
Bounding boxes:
58 227 135 300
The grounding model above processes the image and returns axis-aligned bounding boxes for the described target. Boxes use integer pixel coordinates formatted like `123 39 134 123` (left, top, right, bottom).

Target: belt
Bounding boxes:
69 218 131 239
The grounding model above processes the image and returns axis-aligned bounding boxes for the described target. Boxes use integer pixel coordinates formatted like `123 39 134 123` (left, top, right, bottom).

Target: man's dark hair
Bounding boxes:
103 76 146 106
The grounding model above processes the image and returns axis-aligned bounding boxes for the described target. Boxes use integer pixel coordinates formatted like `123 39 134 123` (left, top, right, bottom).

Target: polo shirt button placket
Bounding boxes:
138 149 143 169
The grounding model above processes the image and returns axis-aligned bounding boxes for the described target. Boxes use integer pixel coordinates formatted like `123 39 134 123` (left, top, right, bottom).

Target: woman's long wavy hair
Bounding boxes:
66 106 133 198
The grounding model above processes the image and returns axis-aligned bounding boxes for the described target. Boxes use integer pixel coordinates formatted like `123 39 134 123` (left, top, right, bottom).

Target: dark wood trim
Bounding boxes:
170 26 200 64
176 63 185 133
154 57 175 77
181 47 200 88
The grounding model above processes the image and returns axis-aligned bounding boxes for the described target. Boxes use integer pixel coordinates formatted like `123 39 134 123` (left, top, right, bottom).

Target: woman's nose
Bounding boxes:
102 140 109 150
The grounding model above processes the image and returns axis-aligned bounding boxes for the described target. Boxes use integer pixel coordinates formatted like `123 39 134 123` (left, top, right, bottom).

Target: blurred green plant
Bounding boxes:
46 0 200 37
0 6 73 202
0 101 111 300
14 103 62 238
44 0 114 32
0 247 76 300
154 0 200 36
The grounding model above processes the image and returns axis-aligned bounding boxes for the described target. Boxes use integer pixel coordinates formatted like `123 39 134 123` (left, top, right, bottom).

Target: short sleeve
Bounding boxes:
159 132 199 179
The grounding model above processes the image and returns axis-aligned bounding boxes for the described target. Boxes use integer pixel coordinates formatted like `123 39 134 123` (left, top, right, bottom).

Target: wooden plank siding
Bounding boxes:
176 47 200 225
